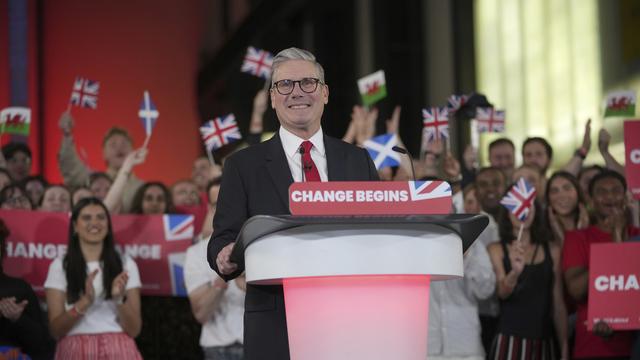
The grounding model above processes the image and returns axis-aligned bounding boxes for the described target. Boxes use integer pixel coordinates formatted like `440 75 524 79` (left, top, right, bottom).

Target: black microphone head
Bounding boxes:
298 145 305 154
392 146 407 154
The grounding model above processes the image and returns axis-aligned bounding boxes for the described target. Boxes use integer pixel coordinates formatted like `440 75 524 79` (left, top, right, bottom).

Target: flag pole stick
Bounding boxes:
206 149 215 166
516 223 524 243
143 135 150 149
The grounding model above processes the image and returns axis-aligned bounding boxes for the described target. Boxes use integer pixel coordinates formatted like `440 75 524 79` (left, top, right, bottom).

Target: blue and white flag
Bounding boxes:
363 133 401 170
139 90 159 136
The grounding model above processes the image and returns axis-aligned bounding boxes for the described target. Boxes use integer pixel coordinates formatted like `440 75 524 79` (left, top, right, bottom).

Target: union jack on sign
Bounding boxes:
422 107 449 142
475 107 505 133
500 177 537 221
70 77 100 109
163 214 194 241
408 180 452 202
241 46 273 79
199 114 242 152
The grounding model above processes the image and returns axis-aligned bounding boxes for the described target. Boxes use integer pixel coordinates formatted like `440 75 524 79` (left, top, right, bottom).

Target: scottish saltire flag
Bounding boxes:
162 215 194 241
70 77 100 109
603 90 636 117
138 91 159 136
200 114 242 152
500 177 536 221
422 107 449 142
363 133 401 170
241 46 273 79
475 107 505 133
168 252 188 296
447 94 468 113
0 107 31 136
357 70 387 106
408 181 452 201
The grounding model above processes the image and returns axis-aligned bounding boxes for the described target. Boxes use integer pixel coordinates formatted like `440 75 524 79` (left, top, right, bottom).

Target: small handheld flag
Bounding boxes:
241 46 273 79
603 90 636 117
422 107 449 143
363 133 401 170
475 107 505 133
70 77 100 109
200 114 242 152
0 107 31 136
139 91 159 137
447 94 468 113
357 70 387 106
500 177 536 221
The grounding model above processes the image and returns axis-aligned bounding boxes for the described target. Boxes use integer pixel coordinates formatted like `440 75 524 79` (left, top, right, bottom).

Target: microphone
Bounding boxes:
392 145 417 182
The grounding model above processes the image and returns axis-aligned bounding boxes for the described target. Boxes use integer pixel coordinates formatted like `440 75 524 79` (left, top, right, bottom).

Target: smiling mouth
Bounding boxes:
288 104 310 109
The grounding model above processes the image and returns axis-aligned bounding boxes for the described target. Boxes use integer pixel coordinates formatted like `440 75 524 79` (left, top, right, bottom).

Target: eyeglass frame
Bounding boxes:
271 77 324 95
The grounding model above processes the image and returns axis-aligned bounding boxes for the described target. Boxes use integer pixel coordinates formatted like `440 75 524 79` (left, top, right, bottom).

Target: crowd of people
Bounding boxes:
1 46 639 360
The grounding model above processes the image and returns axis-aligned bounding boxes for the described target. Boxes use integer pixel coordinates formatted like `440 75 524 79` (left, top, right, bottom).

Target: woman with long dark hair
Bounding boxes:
45 197 142 359
488 183 568 360
545 171 589 244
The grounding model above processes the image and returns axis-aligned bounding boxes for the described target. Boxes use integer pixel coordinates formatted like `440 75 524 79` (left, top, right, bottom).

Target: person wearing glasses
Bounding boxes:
0 184 33 210
208 47 378 360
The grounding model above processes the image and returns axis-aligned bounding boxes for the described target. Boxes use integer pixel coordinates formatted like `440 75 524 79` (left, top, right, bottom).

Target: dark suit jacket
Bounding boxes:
207 132 379 360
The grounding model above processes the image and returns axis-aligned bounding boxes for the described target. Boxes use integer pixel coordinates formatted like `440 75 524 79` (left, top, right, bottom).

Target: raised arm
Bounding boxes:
57 111 91 188
563 119 591 176
103 148 147 213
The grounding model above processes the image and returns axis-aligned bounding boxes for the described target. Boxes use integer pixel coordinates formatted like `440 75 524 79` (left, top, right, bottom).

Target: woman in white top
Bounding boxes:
45 197 142 359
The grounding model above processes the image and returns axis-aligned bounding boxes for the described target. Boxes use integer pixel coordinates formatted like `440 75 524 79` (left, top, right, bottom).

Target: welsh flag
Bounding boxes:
604 90 636 117
357 70 387 106
0 107 31 136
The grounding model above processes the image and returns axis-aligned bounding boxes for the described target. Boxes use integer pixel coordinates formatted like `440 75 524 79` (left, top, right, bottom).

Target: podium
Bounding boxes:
232 214 488 360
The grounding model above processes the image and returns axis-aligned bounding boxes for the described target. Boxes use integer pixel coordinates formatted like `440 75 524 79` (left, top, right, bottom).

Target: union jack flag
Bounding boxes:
500 177 536 221
475 107 505 133
163 214 194 241
241 46 273 79
422 107 449 143
447 94 468 112
199 114 242 152
70 77 100 109
408 180 452 202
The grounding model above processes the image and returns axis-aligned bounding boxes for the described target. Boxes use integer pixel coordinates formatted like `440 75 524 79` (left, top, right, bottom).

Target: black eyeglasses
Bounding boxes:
272 78 323 95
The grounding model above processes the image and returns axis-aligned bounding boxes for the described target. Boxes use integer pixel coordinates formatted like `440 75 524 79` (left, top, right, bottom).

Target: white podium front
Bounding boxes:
232 214 488 360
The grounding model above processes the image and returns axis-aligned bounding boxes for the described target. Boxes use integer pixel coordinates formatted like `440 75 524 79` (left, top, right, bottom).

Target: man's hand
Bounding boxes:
593 320 614 338
216 243 238 275
0 297 28 322
59 111 74 136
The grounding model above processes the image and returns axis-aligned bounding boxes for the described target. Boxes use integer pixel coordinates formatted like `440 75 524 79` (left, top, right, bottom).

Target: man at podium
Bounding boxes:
207 47 379 360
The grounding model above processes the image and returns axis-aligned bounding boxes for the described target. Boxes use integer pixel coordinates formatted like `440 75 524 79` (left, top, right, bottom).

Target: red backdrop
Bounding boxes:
41 0 207 185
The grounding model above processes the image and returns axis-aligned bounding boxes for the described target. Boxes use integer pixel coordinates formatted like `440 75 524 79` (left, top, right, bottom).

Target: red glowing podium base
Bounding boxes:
231 215 487 360
284 275 431 360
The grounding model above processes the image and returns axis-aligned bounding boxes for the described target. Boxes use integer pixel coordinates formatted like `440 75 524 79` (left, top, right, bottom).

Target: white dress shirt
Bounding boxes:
427 217 497 358
279 126 328 182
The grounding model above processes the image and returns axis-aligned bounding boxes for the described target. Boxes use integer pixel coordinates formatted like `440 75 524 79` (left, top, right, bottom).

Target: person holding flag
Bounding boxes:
487 178 568 360
58 111 144 212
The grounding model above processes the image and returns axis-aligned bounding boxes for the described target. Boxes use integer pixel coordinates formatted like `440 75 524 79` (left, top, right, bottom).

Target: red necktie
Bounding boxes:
301 140 321 182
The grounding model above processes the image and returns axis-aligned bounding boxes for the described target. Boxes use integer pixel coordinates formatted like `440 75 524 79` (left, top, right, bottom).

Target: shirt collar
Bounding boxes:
279 126 325 158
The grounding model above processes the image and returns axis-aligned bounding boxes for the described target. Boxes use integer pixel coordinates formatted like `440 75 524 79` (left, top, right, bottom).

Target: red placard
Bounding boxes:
587 242 640 330
1 210 193 297
289 181 452 216
625 120 640 200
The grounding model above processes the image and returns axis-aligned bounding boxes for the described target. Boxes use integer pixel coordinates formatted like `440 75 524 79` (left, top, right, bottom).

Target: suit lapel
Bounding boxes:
324 135 346 181
265 134 294 211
